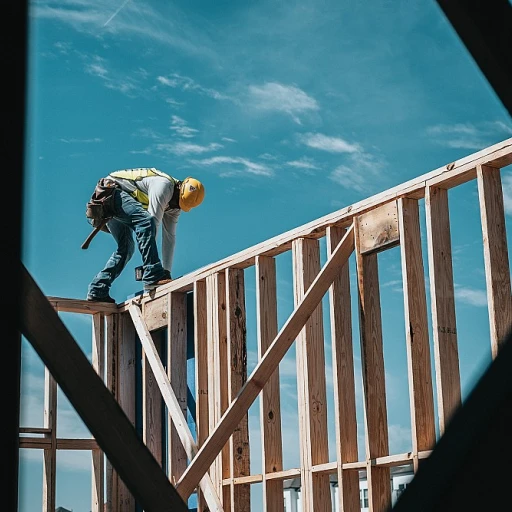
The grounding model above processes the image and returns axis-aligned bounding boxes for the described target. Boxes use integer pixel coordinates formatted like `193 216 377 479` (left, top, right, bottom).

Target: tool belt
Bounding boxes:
85 177 119 232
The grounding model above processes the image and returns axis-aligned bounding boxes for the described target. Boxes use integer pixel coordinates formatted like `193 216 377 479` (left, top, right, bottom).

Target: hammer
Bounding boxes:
81 219 108 250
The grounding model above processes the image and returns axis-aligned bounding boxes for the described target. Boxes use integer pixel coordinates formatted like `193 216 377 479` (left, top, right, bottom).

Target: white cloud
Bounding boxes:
248 82 319 124
156 142 223 156
158 73 232 101
299 133 361 153
426 121 512 150
455 285 488 307
32 1 217 61
191 156 273 176
166 97 184 107
84 56 140 95
170 115 198 138
221 137 237 143
329 165 367 192
286 157 319 170
60 137 102 144
388 424 412 454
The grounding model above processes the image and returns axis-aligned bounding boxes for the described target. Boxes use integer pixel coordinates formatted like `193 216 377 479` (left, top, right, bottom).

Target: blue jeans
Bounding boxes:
87 189 168 299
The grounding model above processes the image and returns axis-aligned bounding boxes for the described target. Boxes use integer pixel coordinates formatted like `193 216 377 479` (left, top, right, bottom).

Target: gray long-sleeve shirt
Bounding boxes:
137 176 181 272
112 173 181 272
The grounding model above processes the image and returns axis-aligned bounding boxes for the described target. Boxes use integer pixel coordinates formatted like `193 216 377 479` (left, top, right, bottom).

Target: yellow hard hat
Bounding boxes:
179 177 205 212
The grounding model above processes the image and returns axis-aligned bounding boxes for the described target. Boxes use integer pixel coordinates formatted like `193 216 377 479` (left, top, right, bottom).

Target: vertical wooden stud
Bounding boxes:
354 216 391 512
92 313 105 512
425 186 461 434
326 226 360 512
226 268 251 512
477 164 512 358
194 280 209 512
292 238 332 512
398 198 436 470
106 313 119 512
168 292 188 482
118 311 137 512
206 273 226 500
42 367 57 512
143 331 163 469
256 255 284 512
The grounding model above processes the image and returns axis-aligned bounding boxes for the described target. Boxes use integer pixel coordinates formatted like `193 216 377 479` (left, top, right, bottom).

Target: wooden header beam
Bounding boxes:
118 137 512 306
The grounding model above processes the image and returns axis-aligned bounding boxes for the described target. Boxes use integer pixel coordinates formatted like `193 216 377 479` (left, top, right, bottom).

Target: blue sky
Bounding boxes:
20 1 512 511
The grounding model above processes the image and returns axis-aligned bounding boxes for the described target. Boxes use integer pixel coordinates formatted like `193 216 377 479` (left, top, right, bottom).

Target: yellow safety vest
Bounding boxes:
109 168 177 209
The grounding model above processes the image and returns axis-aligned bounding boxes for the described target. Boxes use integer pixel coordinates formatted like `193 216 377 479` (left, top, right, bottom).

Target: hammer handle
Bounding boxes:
81 220 107 250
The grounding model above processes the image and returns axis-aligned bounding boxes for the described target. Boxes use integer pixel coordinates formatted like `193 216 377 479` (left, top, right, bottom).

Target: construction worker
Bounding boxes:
86 168 205 303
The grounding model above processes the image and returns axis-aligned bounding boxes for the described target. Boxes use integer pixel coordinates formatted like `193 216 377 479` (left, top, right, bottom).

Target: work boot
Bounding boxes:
144 271 172 291
87 294 116 304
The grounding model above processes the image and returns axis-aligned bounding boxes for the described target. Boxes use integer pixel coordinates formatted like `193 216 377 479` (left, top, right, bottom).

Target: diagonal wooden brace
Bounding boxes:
176 223 355 498
128 304 224 511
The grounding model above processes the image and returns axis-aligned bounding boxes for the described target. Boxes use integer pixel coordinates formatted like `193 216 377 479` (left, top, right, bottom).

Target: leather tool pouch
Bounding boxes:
85 178 118 232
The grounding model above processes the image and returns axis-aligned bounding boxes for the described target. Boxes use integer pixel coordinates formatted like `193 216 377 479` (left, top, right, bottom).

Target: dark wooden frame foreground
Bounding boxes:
19 265 188 512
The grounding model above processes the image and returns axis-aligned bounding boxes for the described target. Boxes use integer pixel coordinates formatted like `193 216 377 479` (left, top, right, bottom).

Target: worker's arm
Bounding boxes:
162 209 180 273
146 177 177 271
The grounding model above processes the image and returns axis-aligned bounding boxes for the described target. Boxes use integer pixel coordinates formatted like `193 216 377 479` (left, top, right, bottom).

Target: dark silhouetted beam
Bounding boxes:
435 0 512 117
19 264 188 512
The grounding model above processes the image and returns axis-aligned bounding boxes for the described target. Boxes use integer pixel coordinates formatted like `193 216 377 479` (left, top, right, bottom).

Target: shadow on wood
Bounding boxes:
390 325 512 511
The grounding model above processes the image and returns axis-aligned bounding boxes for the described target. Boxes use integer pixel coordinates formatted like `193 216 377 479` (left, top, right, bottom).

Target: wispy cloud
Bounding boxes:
286 157 319 170
426 121 512 149
329 165 367 192
190 156 273 176
455 285 488 307
299 133 360 153
84 55 141 96
60 137 102 144
248 82 319 124
158 73 232 101
32 1 217 61
170 115 198 138
156 142 222 156
328 147 386 193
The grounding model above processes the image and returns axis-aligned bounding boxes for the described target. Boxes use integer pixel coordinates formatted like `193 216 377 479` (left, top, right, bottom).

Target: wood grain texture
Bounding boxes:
357 201 399 255
477 165 512 358
92 313 105 512
42 368 57 512
292 238 332 512
226 268 251 512
143 331 163 467
326 226 360 512
168 292 188 482
354 216 391 512
194 280 209 512
256 255 284 512
425 186 461 435
398 198 436 463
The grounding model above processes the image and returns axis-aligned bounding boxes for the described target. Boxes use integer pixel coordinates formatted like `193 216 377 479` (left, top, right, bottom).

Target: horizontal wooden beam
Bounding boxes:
118 137 512 307
47 297 118 315
20 264 188 512
19 438 101 450
220 450 436 487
